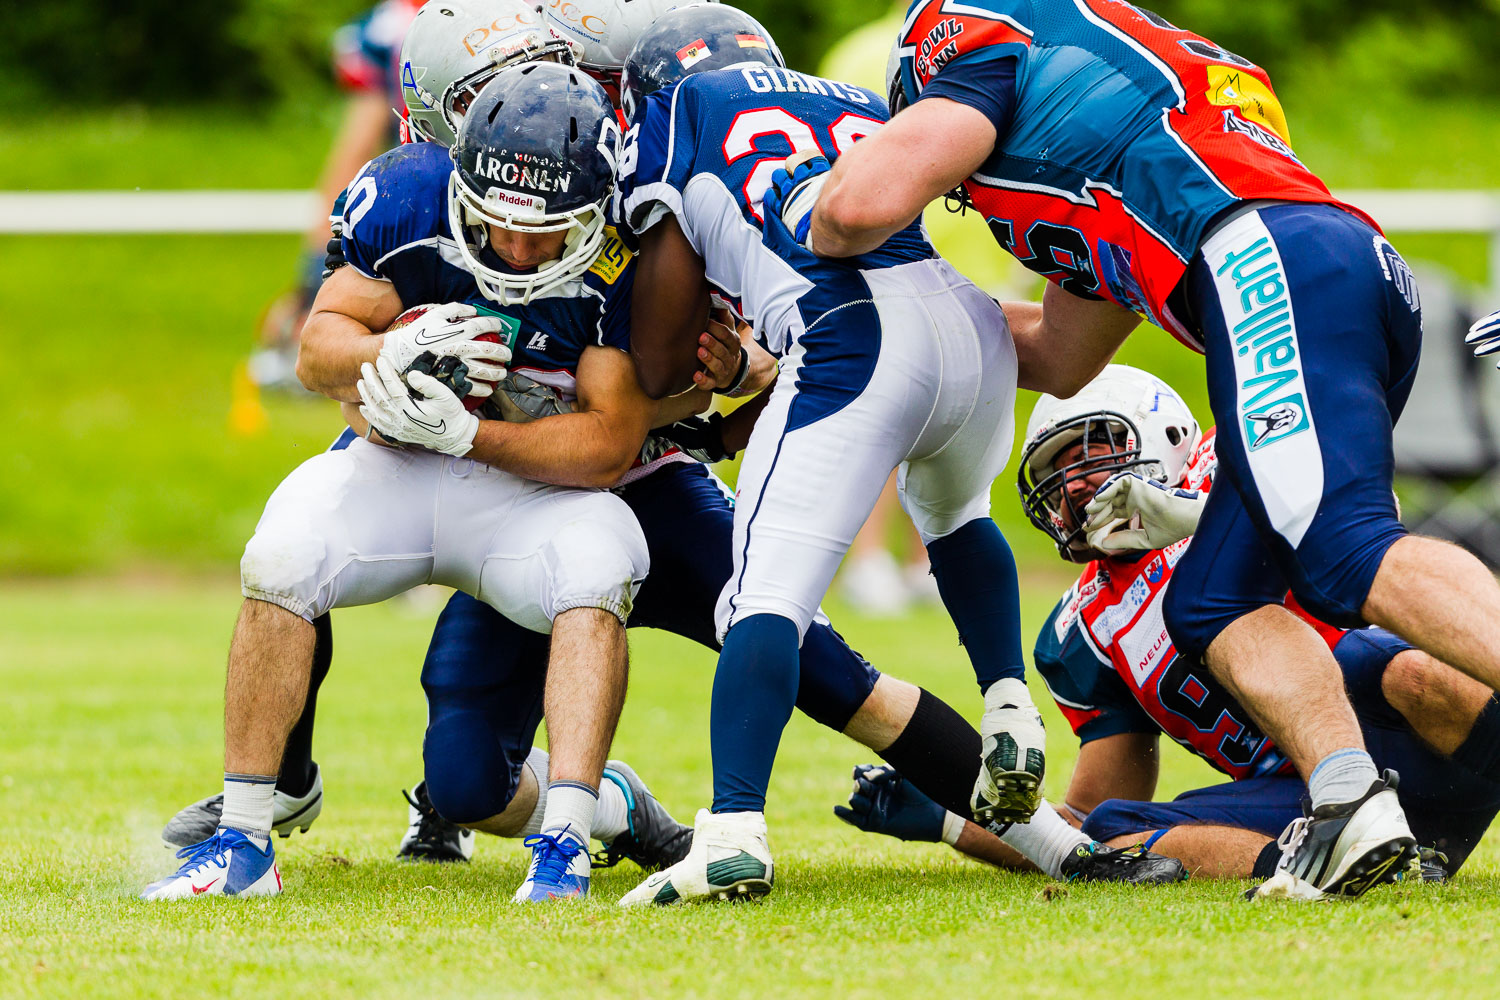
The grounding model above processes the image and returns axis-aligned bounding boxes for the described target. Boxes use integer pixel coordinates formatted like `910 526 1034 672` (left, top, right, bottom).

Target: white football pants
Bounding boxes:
716 257 1017 641
241 438 648 632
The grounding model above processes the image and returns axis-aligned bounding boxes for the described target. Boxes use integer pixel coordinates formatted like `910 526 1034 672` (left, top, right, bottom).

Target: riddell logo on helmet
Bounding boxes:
483 188 548 214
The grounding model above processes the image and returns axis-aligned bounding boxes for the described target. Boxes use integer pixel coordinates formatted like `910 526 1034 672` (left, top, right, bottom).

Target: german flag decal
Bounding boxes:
675 39 710 68
735 33 769 49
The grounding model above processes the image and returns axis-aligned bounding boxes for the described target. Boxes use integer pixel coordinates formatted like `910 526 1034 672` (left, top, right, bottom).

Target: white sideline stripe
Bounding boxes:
0 188 1496 234
0 190 323 233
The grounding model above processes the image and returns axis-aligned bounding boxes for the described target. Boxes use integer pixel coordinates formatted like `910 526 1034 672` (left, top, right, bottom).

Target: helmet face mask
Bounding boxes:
1019 411 1157 562
1017 365 1200 562
402 0 581 148
448 62 617 305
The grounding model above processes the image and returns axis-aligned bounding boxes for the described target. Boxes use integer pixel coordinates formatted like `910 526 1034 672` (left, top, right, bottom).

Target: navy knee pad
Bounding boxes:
423 709 524 824
795 624 880 731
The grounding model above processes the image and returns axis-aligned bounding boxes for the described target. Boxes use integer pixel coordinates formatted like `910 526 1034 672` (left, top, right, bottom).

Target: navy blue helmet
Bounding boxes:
448 61 619 304
619 3 784 121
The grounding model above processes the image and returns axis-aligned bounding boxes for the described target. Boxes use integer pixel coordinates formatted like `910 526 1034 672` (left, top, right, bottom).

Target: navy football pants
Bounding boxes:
1165 203 1423 654
420 462 881 823
1083 629 1500 872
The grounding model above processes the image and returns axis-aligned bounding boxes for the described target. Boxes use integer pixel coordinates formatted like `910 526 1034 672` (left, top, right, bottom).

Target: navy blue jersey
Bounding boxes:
616 65 935 355
340 141 635 403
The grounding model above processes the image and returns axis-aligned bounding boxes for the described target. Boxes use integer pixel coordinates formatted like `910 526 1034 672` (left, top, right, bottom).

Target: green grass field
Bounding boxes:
4 31 1500 1000
3 579 1499 1000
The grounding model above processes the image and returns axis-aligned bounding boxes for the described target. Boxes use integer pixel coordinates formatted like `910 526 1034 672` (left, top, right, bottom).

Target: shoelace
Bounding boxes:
1275 817 1311 871
172 832 232 877
402 789 453 851
523 833 584 887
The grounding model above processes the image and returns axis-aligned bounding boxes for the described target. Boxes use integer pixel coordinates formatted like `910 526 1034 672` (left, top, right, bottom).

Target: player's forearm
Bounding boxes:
297 311 383 402
810 156 911 258
652 388 713 428
466 411 643 488
720 387 773 454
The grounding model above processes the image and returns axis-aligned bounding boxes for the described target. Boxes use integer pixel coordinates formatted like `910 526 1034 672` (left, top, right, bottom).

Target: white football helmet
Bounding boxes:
401 0 580 147
1019 365 1200 561
543 0 717 101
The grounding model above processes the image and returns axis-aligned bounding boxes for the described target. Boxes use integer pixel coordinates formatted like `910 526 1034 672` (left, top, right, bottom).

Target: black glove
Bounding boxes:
322 221 348 280
657 411 735 464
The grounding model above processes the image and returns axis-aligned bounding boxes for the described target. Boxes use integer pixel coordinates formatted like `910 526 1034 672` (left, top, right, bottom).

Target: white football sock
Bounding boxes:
593 771 632 841
519 747 550 838
221 772 275 843
540 780 597 847
1308 748 1380 810
997 801 1090 879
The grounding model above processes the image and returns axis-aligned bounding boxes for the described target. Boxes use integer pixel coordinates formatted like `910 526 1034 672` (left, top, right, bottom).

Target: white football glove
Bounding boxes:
357 357 479 458
1083 472 1206 552
379 302 512 394
1466 308 1500 369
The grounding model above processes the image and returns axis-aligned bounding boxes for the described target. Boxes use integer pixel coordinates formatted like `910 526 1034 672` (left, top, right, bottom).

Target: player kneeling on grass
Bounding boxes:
141 64 687 905
838 366 1500 891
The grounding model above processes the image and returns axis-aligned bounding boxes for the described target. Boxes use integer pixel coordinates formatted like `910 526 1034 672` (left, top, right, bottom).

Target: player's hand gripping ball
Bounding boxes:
379 303 512 411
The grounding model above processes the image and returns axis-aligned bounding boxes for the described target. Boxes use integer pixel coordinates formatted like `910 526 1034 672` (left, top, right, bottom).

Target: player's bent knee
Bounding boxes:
540 515 649 626
240 528 326 622
423 711 519 823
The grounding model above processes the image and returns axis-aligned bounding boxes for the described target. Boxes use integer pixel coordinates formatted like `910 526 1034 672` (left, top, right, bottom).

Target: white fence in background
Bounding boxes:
2 188 1498 286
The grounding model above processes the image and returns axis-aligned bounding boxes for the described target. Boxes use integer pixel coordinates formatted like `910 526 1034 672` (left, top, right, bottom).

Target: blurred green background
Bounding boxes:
3 0 1499 575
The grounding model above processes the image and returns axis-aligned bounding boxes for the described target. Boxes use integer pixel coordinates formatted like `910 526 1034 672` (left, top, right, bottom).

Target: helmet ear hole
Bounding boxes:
1166 426 1182 446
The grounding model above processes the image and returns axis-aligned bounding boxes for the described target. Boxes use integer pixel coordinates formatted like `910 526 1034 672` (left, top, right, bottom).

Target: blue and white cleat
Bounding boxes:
141 828 282 901
513 829 590 902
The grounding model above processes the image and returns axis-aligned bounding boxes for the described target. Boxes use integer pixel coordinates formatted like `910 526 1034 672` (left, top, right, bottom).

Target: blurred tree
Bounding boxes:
9 0 367 107
7 0 1498 109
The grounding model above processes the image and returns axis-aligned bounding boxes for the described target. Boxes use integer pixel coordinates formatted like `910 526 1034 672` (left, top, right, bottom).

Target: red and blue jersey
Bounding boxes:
895 0 1378 348
1033 431 1342 778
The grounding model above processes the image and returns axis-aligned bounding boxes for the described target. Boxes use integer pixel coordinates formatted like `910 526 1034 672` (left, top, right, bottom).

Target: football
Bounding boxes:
384 305 501 412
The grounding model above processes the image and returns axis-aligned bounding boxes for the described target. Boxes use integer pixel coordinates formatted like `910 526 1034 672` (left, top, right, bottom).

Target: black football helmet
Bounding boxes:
448 62 619 305
619 3 784 121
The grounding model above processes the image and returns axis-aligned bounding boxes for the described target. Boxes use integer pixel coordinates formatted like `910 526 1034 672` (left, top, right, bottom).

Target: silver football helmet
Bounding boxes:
401 0 580 147
543 0 717 100
1019 365 1200 561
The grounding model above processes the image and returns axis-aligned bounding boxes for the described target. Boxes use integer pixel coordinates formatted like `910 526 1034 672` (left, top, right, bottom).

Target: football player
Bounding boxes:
611 4 1062 905
161 0 620 864
141 63 673 905
772 0 1500 901
839 367 1500 886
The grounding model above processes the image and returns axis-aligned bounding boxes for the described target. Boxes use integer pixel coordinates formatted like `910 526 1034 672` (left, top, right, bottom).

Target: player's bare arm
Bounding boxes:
1062 733 1161 816
297 266 405 401
630 216 713 399
465 345 661 488
810 97 995 258
1007 283 1141 397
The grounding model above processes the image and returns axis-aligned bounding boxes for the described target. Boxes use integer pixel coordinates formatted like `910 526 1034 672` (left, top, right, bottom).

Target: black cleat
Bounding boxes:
1246 769 1417 901
1059 841 1188 885
396 781 474 863
591 760 692 871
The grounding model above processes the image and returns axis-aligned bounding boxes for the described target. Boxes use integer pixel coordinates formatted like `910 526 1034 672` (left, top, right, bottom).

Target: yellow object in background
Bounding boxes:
228 360 270 438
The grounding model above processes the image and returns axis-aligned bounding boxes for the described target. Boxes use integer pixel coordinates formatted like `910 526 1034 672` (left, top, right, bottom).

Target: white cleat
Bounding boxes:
141 828 282 901
619 809 773 907
972 678 1046 825
1248 770 1417 902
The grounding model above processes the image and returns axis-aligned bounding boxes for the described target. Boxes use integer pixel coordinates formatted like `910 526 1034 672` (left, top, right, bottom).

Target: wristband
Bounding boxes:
941 810 966 847
713 346 751 396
